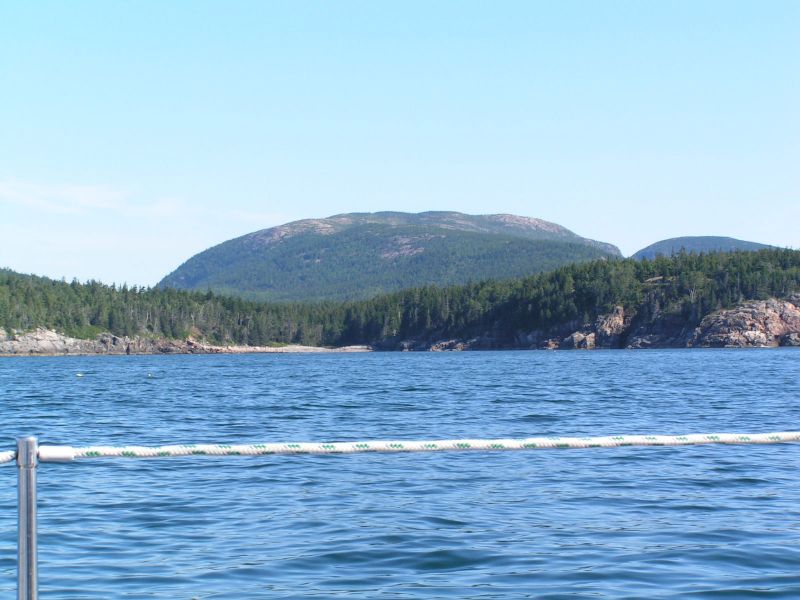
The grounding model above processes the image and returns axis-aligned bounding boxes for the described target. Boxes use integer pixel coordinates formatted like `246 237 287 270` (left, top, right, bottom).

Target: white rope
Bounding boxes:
0 450 15 465
35 431 800 462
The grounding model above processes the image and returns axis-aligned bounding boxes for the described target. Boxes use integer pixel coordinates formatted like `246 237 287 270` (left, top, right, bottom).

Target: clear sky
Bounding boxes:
1 1 798 286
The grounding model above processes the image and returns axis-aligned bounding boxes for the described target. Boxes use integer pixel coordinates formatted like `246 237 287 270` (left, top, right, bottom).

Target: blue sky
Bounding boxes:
1 1 798 285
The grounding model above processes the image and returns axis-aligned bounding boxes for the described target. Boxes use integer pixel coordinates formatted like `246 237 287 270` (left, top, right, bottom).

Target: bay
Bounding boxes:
0 349 799 598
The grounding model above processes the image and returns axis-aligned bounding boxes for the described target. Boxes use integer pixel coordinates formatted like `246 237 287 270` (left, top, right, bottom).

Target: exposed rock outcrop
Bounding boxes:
511 296 800 351
561 331 596 350
0 328 216 355
429 339 470 352
782 333 800 347
594 306 628 348
0 328 102 355
552 306 627 350
0 328 371 356
689 296 800 348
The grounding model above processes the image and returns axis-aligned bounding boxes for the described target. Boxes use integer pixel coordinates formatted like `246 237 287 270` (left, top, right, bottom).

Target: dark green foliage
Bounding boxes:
3 249 800 347
632 236 771 261
158 213 621 301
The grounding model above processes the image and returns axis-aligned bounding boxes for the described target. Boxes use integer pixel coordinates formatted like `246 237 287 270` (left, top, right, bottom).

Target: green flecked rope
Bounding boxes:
21 431 800 463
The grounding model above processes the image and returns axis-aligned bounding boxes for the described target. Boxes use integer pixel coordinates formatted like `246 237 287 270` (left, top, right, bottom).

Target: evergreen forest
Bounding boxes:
2 248 799 348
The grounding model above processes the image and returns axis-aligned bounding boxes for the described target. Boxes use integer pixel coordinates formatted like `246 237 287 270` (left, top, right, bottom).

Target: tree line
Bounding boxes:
2 248 799 347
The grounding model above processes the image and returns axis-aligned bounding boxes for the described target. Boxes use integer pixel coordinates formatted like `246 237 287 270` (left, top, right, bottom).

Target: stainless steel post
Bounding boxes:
17 437 38 600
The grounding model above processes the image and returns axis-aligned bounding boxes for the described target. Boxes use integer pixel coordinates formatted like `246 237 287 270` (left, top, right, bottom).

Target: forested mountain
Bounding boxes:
632 236 771 260
158 212 621 301
4 249 800 348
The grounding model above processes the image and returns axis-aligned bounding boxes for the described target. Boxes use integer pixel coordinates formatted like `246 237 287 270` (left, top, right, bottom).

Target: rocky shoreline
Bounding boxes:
388 294 800 351
0 329 370 356
3 295 800 356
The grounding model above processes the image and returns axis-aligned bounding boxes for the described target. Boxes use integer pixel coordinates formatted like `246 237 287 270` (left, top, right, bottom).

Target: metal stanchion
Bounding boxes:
17 437 38 600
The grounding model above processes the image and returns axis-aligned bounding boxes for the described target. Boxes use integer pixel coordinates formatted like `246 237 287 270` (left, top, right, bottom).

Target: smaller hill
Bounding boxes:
632 236 771 260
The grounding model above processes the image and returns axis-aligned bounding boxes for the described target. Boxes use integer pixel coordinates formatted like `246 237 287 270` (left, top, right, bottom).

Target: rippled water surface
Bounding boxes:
1 350 799 598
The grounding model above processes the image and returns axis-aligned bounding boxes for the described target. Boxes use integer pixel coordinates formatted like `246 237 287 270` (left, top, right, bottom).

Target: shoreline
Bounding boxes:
1 332 797 358
0 328 371 357
0 346 373 357
4 293 800 359
4 346 797 358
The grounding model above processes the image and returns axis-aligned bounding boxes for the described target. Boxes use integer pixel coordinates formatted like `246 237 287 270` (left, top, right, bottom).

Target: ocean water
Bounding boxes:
0 349 799 599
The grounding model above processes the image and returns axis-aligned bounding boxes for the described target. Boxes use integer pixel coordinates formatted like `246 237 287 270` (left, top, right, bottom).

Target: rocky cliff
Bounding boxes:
688 296 800 348
546 296 800 350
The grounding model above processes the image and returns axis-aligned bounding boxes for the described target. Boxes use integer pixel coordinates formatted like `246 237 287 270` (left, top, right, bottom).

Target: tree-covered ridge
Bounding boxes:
3 248 800 348
631 236 771 260
158 211 621 302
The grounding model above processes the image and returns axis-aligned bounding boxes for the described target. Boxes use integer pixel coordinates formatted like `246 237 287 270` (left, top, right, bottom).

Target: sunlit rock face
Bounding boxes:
689 296 800 348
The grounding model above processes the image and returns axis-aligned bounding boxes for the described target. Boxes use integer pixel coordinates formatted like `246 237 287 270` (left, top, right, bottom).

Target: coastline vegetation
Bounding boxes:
2 248 799 347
